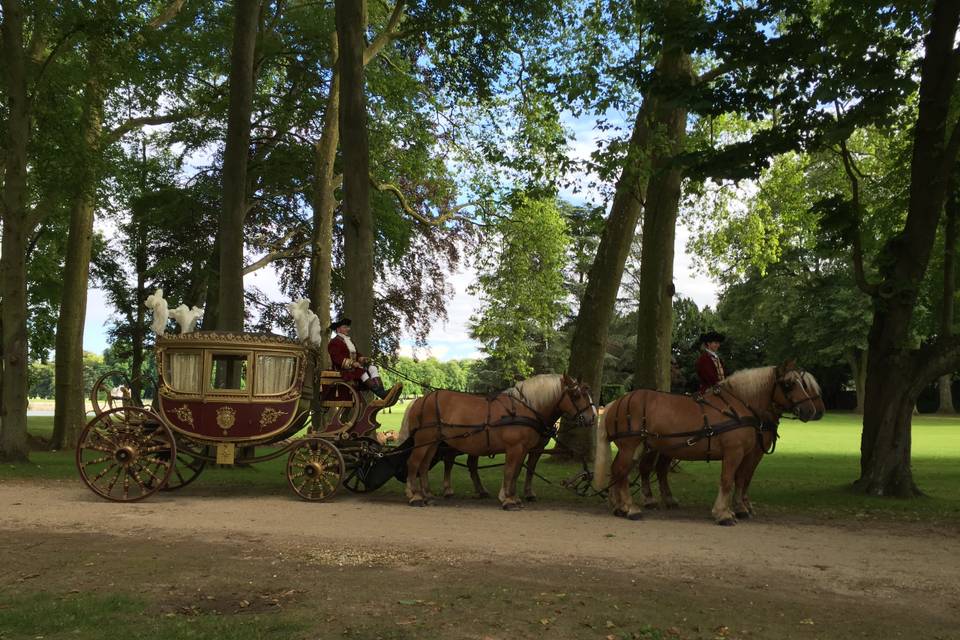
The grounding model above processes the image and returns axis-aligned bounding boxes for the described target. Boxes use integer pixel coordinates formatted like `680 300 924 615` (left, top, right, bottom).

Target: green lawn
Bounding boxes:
5 409 959 522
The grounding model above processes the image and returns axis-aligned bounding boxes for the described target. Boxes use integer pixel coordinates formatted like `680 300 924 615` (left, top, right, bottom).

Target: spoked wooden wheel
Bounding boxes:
286 438 344 501
161 439 209 492
76 407 175 502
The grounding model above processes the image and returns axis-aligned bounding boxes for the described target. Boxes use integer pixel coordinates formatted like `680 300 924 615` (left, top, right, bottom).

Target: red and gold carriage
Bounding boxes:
75 331 403 502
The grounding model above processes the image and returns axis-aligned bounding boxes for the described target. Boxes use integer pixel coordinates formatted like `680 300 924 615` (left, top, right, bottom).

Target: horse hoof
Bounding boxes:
627 512 644 521
613 508 627 518
735 511 751 520
502 502 522 511
409 498 426 507
717 518 737 526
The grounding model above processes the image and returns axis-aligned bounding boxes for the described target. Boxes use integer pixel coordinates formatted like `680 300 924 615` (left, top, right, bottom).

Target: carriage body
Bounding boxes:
155 331 312 444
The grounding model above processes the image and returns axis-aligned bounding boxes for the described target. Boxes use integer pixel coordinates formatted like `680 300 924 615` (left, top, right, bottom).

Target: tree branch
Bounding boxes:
148 0 189 29
104 112 191 145
370 178 486 226
913 335 960 395
243 226 310 275
696 61 733 86
364 0 405 65
839 138 880 297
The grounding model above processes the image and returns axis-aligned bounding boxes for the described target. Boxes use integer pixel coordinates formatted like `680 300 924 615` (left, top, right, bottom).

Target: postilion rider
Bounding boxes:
696 330 727 393
327 317 401 402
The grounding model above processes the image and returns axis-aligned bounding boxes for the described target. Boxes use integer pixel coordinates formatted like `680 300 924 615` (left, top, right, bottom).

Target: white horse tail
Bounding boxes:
593 406 611 490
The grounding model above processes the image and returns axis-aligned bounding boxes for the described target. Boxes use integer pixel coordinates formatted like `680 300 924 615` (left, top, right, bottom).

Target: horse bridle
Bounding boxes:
563 385 597 428
772 370 819 414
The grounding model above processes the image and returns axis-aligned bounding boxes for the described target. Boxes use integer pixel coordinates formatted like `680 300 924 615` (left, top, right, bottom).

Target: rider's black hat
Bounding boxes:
329 317 352 333
699 330 725 345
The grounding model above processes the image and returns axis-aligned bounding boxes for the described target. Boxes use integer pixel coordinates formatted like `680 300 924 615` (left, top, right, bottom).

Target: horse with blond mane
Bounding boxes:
399 373 596 509
634 370 825 513
594 362 822 524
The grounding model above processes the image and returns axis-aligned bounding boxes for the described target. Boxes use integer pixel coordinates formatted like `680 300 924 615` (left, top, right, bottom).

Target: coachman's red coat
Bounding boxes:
327 334 365 382
696 351 725 393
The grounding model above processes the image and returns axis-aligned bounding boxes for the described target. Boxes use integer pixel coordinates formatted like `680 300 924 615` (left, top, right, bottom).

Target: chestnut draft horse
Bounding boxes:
594 363 821 525
399 374 596 509
634 370 825 513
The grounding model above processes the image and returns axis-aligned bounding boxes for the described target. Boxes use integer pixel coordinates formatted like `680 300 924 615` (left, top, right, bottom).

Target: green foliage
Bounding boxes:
470 196 571 383
380 357 476 394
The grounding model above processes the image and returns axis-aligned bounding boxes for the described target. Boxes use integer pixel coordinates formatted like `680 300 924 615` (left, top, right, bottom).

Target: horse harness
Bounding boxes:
410 389 560 450
605 385 781 456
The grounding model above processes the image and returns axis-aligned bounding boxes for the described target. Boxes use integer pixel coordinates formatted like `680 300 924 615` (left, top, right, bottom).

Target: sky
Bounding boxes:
81 111 720 361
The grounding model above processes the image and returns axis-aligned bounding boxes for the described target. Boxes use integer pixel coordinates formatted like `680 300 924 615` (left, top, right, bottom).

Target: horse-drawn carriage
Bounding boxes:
75 331 403 502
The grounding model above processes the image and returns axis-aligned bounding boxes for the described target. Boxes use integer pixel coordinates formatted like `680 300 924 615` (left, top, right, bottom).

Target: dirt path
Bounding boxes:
2 479 959 639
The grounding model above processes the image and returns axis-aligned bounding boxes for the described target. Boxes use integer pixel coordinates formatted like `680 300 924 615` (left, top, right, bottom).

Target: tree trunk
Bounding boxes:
336 0 374 354
309 40 340 372
937 177 958 413
53 63 105 450
633 1 695 392
217 0 260 331
845 348 867 414
855 0 960 496
0 0 32 462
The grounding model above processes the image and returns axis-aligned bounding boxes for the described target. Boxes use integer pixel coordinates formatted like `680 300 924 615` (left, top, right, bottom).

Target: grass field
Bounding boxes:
5 406 959 522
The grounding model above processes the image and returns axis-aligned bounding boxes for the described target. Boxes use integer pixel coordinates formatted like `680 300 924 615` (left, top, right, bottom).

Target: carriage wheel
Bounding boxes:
160 439 209 492
339 438 381 493
286 438 344 501
75 407 175 502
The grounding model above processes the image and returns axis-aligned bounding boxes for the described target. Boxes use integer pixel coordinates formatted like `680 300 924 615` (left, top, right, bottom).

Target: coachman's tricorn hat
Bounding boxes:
699 330 725 345
329 317 352 333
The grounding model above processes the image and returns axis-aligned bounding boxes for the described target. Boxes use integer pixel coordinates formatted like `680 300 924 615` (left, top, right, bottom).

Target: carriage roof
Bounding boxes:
155 330 306 353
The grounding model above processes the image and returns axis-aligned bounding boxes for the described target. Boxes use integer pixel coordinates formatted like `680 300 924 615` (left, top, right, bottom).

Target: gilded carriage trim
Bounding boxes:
172 405 194 426
216 406 237 434
259 407 288 431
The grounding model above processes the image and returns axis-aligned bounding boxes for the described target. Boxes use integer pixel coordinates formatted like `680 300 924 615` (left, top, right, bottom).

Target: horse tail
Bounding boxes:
398 397 416 444
593 403 611 490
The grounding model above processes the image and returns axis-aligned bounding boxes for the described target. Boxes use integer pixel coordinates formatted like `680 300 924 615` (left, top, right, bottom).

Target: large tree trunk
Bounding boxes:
53 62 105 450
336 0 374 354
845 348 867 414
633 1 695 392
0 0 32 462
855 0 960 496
217 0 260 331
937 178 958 413
309 41 341 371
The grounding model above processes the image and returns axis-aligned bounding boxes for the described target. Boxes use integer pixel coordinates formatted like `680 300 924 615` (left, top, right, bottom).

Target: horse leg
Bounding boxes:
499 445 525 511
522 451 542 502
419 443 440 504
611 440 643 520
637 450 658 509
468 455 489 498
657 455 679 509
734 449 765 519
405 438 428 507
712 448 746 526
442 451 456 498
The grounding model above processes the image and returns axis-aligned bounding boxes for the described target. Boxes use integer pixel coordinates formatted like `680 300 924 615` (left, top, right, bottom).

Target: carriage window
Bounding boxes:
210 354 248 390
254 355 297 395
165 352 202 393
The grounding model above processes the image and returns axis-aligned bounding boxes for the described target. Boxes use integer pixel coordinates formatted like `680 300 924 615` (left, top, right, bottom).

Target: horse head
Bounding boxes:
559 374 597 429
773 360 821 422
